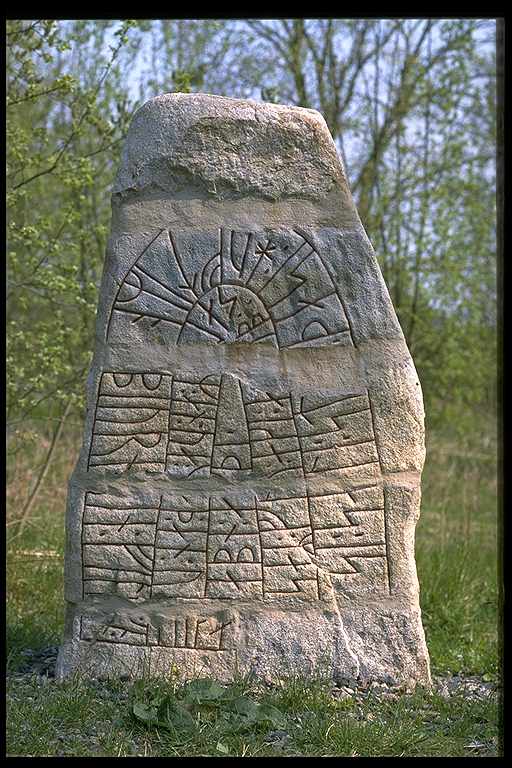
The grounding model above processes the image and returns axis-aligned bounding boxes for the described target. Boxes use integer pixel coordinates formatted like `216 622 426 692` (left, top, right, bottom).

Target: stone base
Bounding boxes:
56 599 430 688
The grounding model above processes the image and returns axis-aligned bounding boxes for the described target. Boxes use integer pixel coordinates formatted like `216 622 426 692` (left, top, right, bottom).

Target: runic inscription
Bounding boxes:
88 373 171 470
81 485 390 603
107 228 354 350
89 371 380 479
79 613 233 650
166 374 221 477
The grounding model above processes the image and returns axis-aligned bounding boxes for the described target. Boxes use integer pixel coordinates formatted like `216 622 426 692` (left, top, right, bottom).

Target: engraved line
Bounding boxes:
306 459 380 473
98 391 170 400
92 428 169 438
204 497 212 597
84 502 160 511
345 485 382 502
243 250 267 289
197 297 234 335
383 487 392 595
275 290 338 321
87 372 104 471
88 459 166 468
81 495 86 599
129 276 194 314
319 538 387 548
123 545 154 572
265 249 316 310
302 438 377 453
219 228 225 285
300 400 369 417
83 567 154 575
125 284 189 314
291 400 307 481
83 578 150 586
194 617 207 649
306 493 316 556
133 264 194 308
149 496 162 598
367 391 384 472
89 433 165 458
235 315 276 342
219 619 233 651
281 329 351 349
95 411 162 424
258 238 310 293
106 229 165 339
247 415 296 426
238 231 253 277
178 316 226 343
111 307 184 328
293 227 356 346
209 376 222 476
200 253 221 295
167 230 198 297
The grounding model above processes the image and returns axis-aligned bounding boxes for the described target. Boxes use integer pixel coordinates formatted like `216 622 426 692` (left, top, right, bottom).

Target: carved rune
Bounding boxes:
106 228 355 350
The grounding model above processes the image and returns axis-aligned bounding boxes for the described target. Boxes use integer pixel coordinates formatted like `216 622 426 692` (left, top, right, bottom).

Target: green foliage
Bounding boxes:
172 69 193 93
129 677 287 738
416 420 498 679
7 20 140 444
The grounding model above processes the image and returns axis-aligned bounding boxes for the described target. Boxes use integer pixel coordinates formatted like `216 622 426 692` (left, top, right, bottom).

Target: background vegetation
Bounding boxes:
6 18 499 757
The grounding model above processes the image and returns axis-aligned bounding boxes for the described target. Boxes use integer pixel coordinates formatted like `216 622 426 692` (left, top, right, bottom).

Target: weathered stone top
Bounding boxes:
113 93 357 213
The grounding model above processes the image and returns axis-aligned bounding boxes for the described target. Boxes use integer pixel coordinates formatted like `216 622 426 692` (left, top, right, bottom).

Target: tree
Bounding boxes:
198 19 497 428
6 19 139 519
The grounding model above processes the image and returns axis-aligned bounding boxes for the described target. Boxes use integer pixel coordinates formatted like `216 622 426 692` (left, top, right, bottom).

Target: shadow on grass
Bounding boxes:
6 551 64 673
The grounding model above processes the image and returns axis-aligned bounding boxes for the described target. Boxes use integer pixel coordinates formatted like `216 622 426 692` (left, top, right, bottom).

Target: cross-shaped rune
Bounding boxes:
255 240 277 259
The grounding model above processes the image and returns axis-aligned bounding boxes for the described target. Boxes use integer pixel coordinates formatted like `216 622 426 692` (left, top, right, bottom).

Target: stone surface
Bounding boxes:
56 92 430 687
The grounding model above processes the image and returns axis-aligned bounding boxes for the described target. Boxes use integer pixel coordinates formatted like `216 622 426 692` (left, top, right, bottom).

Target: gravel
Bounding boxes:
331 675 498 702
12 646 59 678
9 647 500 703
431 674 498 701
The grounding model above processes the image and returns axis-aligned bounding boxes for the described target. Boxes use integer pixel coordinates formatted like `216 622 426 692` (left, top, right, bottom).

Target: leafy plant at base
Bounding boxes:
130 677 286 738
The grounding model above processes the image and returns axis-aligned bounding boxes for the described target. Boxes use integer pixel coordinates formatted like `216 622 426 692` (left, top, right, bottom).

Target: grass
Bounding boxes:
6 674 499 757
416 422 498 679
6 415 501 757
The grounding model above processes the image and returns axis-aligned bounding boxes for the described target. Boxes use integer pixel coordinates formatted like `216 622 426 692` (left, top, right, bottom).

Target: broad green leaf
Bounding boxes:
132 701 159 725
230 696 286 728
182 678 228 704
158 700 196 732
256 703 287 728
232 696 261 721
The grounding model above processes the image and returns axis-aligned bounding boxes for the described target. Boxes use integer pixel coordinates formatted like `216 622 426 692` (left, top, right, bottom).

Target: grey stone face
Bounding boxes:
57 93 430 688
